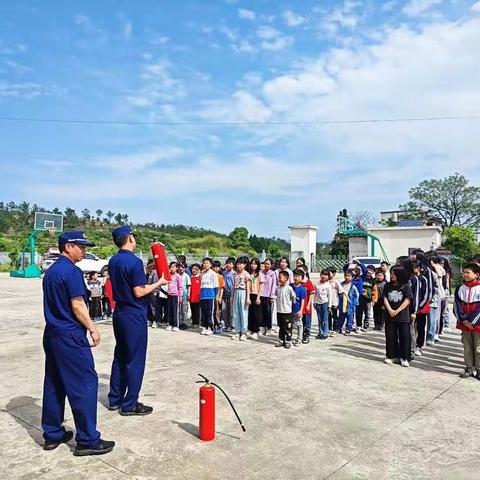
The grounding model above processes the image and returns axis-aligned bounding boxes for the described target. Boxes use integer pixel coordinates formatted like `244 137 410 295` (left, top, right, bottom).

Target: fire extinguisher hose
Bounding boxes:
196 374 246 433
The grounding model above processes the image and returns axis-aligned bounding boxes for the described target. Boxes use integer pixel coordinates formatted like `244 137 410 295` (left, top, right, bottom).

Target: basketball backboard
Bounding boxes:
34 212 64 232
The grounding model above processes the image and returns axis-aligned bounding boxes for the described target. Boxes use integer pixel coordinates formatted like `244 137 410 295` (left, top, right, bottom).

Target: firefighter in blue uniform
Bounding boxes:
42 231 115 456
107 226 168 415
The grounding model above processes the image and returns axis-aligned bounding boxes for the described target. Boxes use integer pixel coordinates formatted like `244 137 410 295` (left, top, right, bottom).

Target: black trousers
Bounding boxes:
156 296 168 324
373 303 384 330
416 313 427 349
190 302 200 326
200 299 214 329
167 295 179 327
328 306 338 331
385 319 410 361
356 296 370 328
277 312 292 344
248 294 262 333
89 297 102 319
260 297 272 329
439 299 447 335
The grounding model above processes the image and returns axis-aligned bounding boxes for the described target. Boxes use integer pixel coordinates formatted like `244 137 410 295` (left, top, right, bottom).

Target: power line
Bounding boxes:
0 114 479 127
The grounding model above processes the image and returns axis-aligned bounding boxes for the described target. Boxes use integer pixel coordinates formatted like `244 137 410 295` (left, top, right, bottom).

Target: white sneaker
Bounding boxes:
414 348 423 356
426 340 434 346
246 332 253 339
204 329 213 336
166 326 172 331
401 359 409 368
239 334 246 341
151 322 157 329
434 335 440 342
172 327 179 332
200 328 206 335
384 358 393 365
231 334 238 340
251 332 259 340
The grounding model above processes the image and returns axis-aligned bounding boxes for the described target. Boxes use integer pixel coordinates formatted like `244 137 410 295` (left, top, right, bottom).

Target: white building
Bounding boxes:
289 225 318 269
367 226 443 263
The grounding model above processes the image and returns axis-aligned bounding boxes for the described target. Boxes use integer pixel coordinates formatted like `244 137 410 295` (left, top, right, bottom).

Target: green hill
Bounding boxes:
0 201 290 264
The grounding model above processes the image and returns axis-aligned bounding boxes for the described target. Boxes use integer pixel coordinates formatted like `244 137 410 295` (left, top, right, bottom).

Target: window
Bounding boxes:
85 253 96 260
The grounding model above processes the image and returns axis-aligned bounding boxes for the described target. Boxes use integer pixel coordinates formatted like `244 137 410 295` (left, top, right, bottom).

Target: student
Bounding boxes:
380 261 391 283
409 261 429 357
260 257 276 335
372 269 387 331
247 258 264 339
177 255 192 276
189 263 202 327
454 263 480 379
328 267 343 336
178 263 191 329
103 269 115 319
299 266 315 344
295 257 307 269
274 270 296 349
383 266 413 367
426 269 440 346
357 266 374 332
212 260 225 334
87 272 103 321
222 257 236 332
439 257 452 334
291 269 307 346
231 256 251 341
146 268 162 328
431 256 446 339
166 262 182 332
199 258 218 335
314 269 331 339
275 256 294 284
351 262 368 332
337 271 359 335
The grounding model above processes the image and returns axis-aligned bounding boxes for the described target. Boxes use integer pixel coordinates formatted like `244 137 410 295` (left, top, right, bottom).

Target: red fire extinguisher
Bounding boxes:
150 242 172 281
197 374 246 442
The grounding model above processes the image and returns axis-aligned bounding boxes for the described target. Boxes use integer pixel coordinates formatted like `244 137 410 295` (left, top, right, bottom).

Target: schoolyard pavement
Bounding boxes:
0 273 479 480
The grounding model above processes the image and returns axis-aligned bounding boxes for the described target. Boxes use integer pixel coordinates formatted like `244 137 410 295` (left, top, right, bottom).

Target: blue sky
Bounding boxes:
1 0 480 241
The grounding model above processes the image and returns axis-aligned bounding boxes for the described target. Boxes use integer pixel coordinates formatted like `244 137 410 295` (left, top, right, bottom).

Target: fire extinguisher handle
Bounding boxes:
197 373 210 383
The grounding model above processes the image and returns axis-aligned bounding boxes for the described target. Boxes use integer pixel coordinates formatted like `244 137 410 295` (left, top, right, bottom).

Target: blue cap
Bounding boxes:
58 231 95 248
112 225 134 240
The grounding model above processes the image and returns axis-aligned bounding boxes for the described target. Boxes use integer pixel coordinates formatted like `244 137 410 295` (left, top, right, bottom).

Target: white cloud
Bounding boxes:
471 1 480 13
0 82 60 99
73 14 105 37
403 0 443 16
261 36 294 51
256 26 293 51
126 58 185 107
238 8 256 20
232 39 257 53
257 26 278 40
318 1 361 37
282 10 307 27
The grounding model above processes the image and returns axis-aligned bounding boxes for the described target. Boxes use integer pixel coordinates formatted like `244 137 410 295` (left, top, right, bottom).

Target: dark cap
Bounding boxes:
112 225 134 240
58 231 95 248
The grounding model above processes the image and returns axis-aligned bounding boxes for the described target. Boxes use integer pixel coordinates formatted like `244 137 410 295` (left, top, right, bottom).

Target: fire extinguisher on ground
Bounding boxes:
197 374 246 442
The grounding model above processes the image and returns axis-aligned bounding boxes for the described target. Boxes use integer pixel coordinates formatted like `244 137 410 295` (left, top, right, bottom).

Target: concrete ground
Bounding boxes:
0 273 479 480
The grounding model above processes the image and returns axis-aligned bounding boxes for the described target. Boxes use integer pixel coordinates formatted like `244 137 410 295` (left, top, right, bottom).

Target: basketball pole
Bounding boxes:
10 229 42 278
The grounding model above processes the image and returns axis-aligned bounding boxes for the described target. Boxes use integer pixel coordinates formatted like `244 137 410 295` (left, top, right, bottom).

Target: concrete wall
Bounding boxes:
289 226 318 269
348 236 368 258
367 226 443 263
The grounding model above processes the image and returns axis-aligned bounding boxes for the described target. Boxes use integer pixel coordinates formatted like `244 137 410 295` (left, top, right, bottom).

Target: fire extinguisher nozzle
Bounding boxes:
241 425 246 432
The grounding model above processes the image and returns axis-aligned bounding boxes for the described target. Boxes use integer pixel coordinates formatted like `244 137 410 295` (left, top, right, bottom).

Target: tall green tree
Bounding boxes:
399 173 480 227
443 226 478 261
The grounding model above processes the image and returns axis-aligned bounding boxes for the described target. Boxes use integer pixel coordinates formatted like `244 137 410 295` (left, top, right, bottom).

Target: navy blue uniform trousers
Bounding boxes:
108 310 148 411
41 330 101 446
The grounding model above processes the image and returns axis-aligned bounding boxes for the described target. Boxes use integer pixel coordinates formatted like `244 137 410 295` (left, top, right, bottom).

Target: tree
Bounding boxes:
95 209 103 221
229 227 249 249
443 226 478 261
399 173 480 227
330 234 349 257
350 210 377 229
81 208 91 222
114 213 123 224
106 211 115 223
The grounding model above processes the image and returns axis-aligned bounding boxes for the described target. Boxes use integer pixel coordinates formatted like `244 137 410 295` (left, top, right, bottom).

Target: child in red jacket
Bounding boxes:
454 263 480 379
